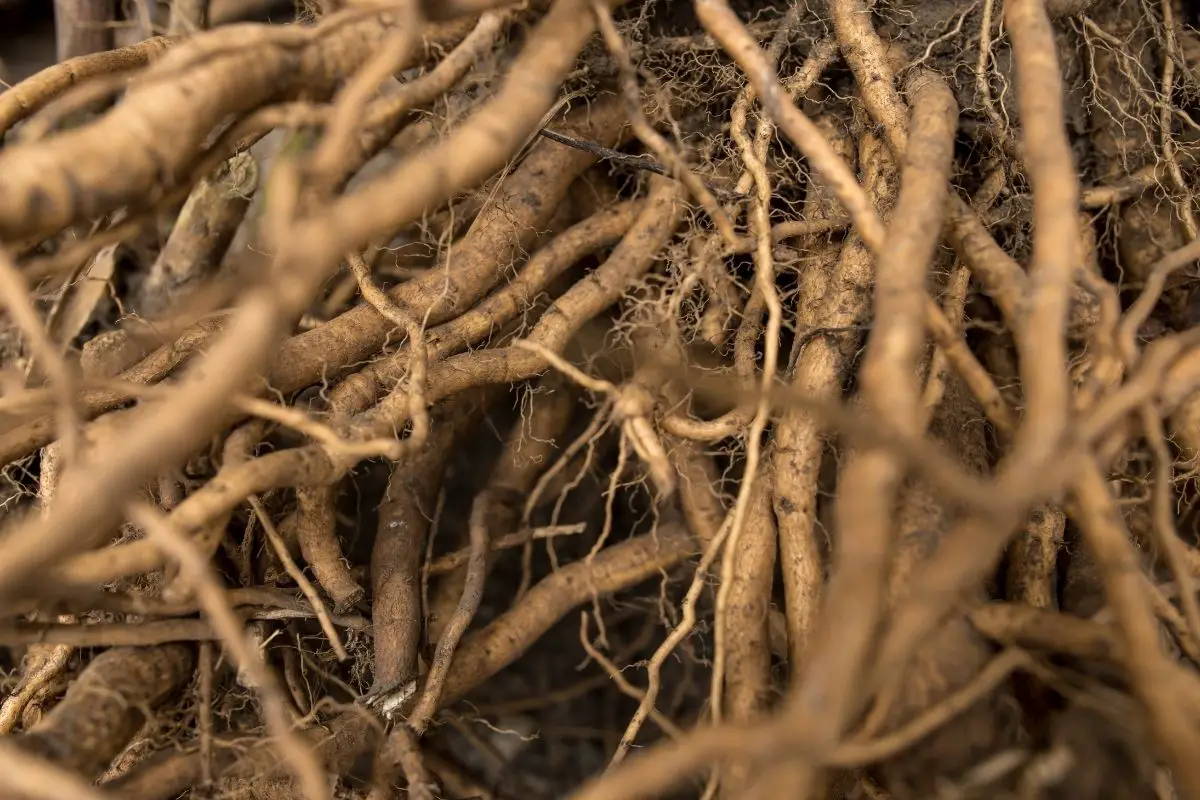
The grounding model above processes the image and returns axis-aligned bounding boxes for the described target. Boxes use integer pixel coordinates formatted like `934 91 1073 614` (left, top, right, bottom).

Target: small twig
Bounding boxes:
538 127 746 203
538 129 670 177
426 523 586 575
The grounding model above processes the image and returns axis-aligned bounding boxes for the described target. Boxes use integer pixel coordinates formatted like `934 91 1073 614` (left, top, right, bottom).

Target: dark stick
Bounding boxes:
538 128 671 177
537 127 743 202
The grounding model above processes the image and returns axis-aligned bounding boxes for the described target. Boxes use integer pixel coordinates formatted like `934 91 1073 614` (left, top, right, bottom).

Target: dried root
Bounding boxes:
5 0 1200 797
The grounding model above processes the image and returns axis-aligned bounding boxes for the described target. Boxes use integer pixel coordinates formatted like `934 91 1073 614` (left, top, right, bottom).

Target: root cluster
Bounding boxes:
4 0 1200 798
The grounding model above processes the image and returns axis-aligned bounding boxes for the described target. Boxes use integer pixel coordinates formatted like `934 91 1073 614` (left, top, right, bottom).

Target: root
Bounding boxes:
293 486 364 613
0 10 432 241
131 504 327 800
268 96 629 398
1005 507 1066 609
433 372 575 625
718 471 775 792
6 0 1200 796
373 393 488 696
249 495 350 660
0 36 175 135
0 631 73 734
781 68 958 789
15 644 193 779
136 151 257 317
439 522 697 709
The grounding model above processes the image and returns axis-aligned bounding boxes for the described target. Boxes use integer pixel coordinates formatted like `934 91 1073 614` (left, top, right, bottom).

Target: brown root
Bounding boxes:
6 1 1200 797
